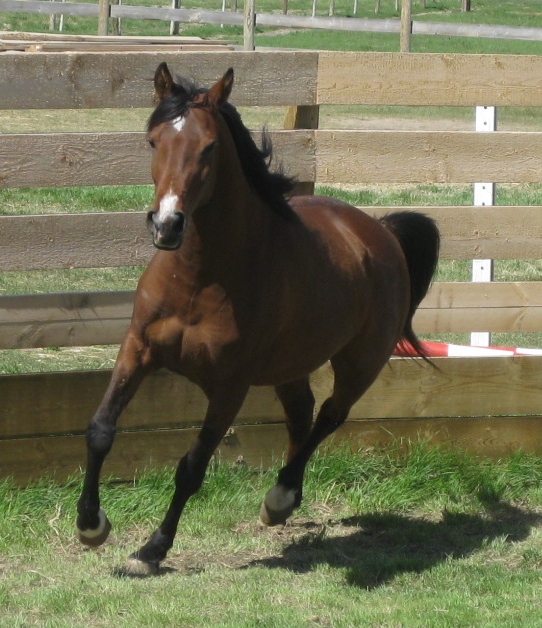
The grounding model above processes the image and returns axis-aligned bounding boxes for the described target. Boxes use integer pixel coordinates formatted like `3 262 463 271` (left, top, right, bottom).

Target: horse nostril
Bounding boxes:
147 210 186 250
170 212 185 233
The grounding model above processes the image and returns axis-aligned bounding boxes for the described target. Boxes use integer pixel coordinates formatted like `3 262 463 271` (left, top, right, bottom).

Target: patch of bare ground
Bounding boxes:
321 116 474 131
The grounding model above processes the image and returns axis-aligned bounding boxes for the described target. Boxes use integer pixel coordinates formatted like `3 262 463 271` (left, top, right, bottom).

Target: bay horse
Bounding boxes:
76 63 440 575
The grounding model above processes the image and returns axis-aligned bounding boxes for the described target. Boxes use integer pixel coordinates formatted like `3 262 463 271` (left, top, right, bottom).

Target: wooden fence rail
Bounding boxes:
1 49 542 483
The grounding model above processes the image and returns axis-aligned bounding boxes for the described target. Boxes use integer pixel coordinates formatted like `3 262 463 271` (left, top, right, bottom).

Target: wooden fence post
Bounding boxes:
244 0 255 50
400 0 412 52
462 0 471 11
283 105 319 195
170 0 180 35
97 0 110 35
112 0 121 36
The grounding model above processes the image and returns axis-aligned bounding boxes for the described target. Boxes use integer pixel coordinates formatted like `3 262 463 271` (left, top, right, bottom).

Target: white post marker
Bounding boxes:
471 105 496 347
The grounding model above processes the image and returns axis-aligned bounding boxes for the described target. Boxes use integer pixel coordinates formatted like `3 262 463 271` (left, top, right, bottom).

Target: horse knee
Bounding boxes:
86 418 116 457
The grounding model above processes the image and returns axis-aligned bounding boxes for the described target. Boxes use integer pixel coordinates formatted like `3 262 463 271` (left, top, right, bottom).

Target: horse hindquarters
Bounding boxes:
261 211 440 526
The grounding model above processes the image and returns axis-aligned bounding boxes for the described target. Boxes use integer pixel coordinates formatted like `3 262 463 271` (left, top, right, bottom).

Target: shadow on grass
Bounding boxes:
246 503 542 589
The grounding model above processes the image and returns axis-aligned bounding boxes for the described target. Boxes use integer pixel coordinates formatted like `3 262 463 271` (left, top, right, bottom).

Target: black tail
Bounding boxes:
380 211 440 362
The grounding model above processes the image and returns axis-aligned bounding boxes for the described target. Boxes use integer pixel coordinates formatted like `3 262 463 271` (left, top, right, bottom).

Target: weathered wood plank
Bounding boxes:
2 281 542 349
3 414 542 485
0 291 134 349
319 356 542 421
0 130 314 188
414 281 542 333
1 206 540 272
367 206 542 261
3 51 542 110
0 0 98 17
0 213 153 271
318 52 542 107
316 130 542 184
2 357 542 440
3 128 542 189
0 132 151 188
0 50 318 110
0 368 283 439
0 31 228 43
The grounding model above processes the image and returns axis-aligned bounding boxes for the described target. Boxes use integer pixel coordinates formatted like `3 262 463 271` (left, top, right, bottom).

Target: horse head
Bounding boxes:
146 63 234 250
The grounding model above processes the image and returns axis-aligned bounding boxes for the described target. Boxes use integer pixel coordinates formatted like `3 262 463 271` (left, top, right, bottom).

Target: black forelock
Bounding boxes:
146 76 207 132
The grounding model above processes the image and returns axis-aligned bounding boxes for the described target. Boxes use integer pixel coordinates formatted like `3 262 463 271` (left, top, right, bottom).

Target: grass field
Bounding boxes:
2 444 542 627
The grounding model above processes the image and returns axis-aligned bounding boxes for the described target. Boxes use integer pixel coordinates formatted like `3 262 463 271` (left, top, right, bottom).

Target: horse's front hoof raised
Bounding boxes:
124 554 160 577
76 508 112 548
259 485 297 526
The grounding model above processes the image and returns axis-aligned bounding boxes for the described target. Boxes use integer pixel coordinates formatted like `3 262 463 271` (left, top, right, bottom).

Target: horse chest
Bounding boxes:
151 282 242 370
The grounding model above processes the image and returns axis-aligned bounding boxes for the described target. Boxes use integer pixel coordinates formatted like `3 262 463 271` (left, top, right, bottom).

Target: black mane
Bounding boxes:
147 75 297 221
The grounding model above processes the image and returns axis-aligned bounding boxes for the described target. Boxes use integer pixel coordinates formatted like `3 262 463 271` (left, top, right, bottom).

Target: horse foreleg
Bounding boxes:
124 383 249 576
76 333 148 547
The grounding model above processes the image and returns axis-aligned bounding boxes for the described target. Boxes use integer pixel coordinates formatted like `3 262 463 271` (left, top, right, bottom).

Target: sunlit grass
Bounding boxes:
1 445 542 626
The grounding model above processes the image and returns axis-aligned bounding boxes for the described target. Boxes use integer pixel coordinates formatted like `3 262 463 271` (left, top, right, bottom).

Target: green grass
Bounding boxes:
1 444 542 626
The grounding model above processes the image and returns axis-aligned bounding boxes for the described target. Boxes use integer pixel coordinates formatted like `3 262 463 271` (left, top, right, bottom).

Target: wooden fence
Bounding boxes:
3 0 542 45
2 49 542 484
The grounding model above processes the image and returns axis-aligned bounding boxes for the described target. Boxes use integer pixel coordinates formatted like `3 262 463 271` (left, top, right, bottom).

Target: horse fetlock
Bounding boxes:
259 484 298 526
76 508 112 547
124 554 160 577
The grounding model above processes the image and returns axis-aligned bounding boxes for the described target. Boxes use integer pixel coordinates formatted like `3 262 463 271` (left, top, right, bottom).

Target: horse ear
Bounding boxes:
206 68 234 109
154 62 175 101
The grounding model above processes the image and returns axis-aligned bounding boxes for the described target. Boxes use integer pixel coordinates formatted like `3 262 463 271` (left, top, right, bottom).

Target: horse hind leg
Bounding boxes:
259 378 315 526
261 343 390 526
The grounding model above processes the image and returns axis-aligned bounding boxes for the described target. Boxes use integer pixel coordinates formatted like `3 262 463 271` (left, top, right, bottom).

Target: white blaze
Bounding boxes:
158 190 179 222
172 115 186 132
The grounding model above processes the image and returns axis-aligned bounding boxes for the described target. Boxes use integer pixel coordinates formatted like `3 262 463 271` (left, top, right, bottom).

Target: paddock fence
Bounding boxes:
1 49 542 484
3 0 542 45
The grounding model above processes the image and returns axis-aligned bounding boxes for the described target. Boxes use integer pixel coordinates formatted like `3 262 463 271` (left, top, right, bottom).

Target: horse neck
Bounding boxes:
186 120 276 270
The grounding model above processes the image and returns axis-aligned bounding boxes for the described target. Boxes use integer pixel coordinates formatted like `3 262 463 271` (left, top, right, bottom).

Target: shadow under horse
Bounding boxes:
76 63 440 575
248 505 542 589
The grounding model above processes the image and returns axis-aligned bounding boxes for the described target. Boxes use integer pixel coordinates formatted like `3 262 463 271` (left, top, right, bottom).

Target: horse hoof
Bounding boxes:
124 555 160 577
259 485 296 526
77 508 112 548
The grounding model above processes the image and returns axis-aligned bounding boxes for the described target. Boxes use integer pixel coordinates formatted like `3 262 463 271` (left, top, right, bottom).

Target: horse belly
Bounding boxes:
250 303 362 386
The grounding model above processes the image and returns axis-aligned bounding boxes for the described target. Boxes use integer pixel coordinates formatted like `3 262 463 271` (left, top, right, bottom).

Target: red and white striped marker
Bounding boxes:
394 340 542 358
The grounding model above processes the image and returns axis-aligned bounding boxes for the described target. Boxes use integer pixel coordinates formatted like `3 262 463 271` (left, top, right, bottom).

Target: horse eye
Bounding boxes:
148 139 156 150
201 141 217 160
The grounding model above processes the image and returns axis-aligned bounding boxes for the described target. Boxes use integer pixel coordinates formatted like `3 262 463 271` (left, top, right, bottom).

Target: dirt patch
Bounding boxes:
321 115 474 131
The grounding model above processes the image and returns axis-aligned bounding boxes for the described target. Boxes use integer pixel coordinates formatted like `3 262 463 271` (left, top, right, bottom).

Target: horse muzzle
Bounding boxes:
147 210 186 250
